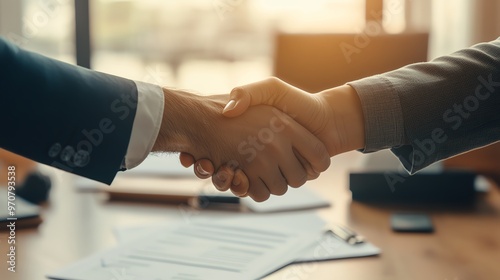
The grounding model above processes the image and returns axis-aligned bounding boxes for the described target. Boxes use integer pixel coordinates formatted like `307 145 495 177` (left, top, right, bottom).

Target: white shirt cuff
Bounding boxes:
124 81 164 169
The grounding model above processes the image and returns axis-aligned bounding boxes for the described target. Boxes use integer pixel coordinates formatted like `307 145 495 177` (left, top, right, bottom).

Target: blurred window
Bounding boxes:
2 0 426 92
16 0 75 63
90 0 365 92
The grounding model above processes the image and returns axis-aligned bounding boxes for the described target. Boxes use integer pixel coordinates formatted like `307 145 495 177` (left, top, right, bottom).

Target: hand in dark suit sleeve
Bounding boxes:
0 37 139 184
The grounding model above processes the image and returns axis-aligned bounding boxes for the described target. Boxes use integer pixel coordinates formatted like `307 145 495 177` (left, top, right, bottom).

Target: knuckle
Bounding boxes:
270 175 288 195
230 86 247 100
247 178 270 202
272 183 288 196
307 171 320 180
227 160 240 170
252 192 270 202
230 183 248 196
314 142 330 171
212 176 228 191
266 76 281 85
289 173 307 188
266 77 285 92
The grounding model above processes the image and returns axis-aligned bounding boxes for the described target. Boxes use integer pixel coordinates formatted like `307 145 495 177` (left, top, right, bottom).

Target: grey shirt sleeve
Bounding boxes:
348 37 500 174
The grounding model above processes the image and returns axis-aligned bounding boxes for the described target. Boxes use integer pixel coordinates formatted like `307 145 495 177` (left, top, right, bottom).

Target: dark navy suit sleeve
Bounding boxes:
0 37 138 184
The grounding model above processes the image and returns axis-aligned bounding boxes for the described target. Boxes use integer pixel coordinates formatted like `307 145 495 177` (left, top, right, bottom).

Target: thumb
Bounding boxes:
222 86 252 117
222 77 287 118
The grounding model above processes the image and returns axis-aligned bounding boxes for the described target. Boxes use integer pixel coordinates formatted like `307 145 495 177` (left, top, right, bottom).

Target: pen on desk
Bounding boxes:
327 224 365 245
189 195 241 210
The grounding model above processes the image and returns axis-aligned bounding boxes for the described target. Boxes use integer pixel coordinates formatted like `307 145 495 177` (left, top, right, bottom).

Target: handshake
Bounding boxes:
152 78 365 202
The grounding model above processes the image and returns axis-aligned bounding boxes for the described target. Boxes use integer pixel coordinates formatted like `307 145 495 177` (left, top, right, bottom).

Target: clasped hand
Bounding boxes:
176 78 365 202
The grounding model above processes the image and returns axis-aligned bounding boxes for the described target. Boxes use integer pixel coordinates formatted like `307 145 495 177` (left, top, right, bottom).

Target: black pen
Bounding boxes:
189 195 241 210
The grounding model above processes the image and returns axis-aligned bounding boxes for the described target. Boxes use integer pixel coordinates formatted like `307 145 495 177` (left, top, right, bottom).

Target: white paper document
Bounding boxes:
295 231 380 262
48 213 320 280
49 213 380 280
115 212 381 265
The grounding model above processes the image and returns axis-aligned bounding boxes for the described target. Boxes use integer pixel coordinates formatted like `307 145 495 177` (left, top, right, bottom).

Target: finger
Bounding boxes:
179 152 195 167
294 149 320 181
247 177 271 202
262 166 288 196
193 160 215 179
279 149 308 188
212 165 235 192
230 169 250 197
288 119 331 173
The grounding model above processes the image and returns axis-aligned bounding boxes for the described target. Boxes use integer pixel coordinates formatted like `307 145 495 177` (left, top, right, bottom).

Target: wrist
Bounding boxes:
319 85 365 153
152 88 206 153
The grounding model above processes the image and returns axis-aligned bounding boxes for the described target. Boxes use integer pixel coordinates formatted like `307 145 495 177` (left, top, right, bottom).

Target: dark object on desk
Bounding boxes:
16 171 51 204
190 195 241 210
102 177 201 204
349 172 477 204
391 213 434 233
0 190 42 230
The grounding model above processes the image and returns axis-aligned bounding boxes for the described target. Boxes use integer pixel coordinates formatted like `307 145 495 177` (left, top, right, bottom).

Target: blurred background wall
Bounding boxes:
0 0 498 94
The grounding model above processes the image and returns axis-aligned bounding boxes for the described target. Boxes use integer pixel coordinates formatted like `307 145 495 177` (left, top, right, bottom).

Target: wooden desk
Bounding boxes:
1 151 500 280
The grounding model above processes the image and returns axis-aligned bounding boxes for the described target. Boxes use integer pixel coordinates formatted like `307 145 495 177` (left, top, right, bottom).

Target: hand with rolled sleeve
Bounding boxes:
181 38 500 197
152 89 331 201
